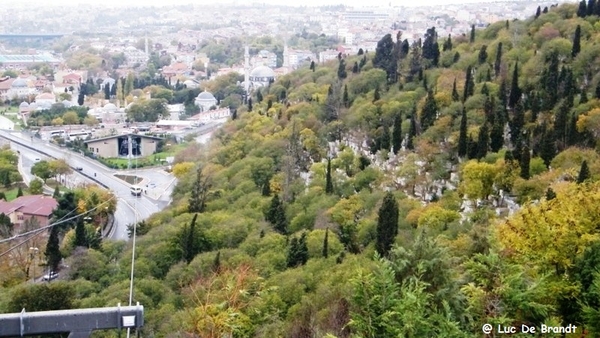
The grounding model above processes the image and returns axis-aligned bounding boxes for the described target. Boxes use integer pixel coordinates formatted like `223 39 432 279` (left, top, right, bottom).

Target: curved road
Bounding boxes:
0 122 221 241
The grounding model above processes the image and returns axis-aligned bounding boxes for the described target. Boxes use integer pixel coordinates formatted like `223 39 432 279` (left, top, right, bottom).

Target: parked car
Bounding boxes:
75 166 83 171
42 271 59 281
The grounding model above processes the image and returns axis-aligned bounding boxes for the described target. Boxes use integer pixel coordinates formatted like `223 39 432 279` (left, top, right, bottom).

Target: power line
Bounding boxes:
0 195 116 257
127 155 139 338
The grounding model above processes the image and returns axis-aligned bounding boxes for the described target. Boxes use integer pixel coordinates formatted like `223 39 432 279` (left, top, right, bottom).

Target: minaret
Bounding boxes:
244 46 250 95
283 44 289 68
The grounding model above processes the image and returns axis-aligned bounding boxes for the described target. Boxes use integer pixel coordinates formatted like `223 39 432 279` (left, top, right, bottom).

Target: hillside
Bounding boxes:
4 2 600 337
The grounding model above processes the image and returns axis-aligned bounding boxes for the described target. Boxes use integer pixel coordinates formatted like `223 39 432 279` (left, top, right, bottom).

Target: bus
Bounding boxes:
67 131 91 141
49 130 66 138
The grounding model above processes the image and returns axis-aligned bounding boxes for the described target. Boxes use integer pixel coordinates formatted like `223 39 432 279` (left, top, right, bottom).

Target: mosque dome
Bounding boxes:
12 78 28 88
250 65 275 79
196 91 216 101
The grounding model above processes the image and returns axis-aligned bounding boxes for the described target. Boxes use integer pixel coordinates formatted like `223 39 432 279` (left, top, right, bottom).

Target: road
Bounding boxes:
0 121 223 241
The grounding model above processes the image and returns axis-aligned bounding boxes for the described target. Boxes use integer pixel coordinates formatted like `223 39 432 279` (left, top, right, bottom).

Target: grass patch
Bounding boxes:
1 183 28 201
114 175 142 185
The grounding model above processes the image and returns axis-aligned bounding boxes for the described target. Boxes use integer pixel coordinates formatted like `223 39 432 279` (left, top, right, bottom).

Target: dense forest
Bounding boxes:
4 2 600 337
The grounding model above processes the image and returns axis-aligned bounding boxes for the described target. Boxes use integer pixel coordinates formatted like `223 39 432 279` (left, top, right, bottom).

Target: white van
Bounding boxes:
130 185 142 196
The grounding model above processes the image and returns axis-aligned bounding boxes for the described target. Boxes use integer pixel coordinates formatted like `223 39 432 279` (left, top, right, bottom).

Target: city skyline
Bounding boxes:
15 0 566 8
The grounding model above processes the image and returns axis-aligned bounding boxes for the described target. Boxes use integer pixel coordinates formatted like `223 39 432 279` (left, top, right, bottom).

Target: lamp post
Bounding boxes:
29 247 39 283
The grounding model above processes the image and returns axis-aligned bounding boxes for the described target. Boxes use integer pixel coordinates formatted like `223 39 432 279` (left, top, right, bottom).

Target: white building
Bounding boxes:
34 92 56 107
8 78 35 99
194 91 217 112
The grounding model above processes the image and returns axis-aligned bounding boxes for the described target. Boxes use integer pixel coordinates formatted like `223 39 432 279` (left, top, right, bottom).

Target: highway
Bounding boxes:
0 121 221 241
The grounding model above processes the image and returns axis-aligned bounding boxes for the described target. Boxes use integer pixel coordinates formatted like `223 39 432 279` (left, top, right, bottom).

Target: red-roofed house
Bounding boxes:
0 195 57 231
62 73 82 84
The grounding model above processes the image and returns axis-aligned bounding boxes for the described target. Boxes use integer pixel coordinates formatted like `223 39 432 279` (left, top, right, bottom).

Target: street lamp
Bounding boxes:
29 247 39 283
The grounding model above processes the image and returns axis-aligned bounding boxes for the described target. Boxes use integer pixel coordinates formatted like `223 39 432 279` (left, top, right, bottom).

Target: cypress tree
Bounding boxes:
478 45 488 64
212 251 221 273
45 225 62 271
453 51 460 63
477 123 489 159
375 192 399 257
392 114 403 155
554 99 570 148
490 116 504 152
325 157 333 194
407 108 417 150
420 89 438 131
578 0 588 17
508 62 521 109
577 160 591 184
0 192 6 200
380 125 391 151
352 61 359 73
470 24 475 43
104 83 110 99
540 128 556 168
451 78 460 102
463 66 474 102
16 186 22 197
588 0 596 16
248 97 253 111
337 59 347 79
442 34 452 51
75 217 86 247
322 228 329 258
573 25 582 58
546 187 557 200
458 108 468 157
310 60 315 72
481 83 489 96
183 214 198 263
373 85 380 102
256 89 263 103
343 84 349 107
265 194 287 234
494 42 503 77
77 91 84 106
510 99 525 145
467 134 478 160
520 145 531 180
581 88 589 104
535 6 541 18
595 82 600 100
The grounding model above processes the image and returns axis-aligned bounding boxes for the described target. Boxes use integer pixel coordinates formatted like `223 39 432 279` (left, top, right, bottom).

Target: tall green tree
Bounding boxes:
540 127 556 168
375 192 399 257
179 213 210 264
337 59 347 80
458 108 468 157
74 217 87 247
588 0 596 16
477 123 489 159
494 42 503 77
463 65 474 102
573 25 582 57
510 99 525 145
188 167 211 213
577 160 591 184
478 45 488 64
52 185 60 198
470 24 476 43
407 109 417 150
325 157 334 194
420 89 438 131
103 83 110 100
578 0 588 17
392 114 403 155
519 145 531 180
287 232 309 268
323 228 329 258
16 186 23 197
45 225 61 272
124 72 134 97
343 84 349 107
373 33 398 83
451 78 459 102
442 34 452 51
508 62 521 109
265 194 287 234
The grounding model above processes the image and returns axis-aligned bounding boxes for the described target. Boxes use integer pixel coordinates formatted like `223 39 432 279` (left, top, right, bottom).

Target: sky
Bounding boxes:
17 0 551 8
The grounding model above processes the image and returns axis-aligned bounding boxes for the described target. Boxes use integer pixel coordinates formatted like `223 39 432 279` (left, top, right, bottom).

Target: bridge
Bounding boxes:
0 33 66 40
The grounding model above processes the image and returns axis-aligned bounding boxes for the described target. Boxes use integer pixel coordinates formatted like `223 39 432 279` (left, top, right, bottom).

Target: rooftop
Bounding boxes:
0 195 58 217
